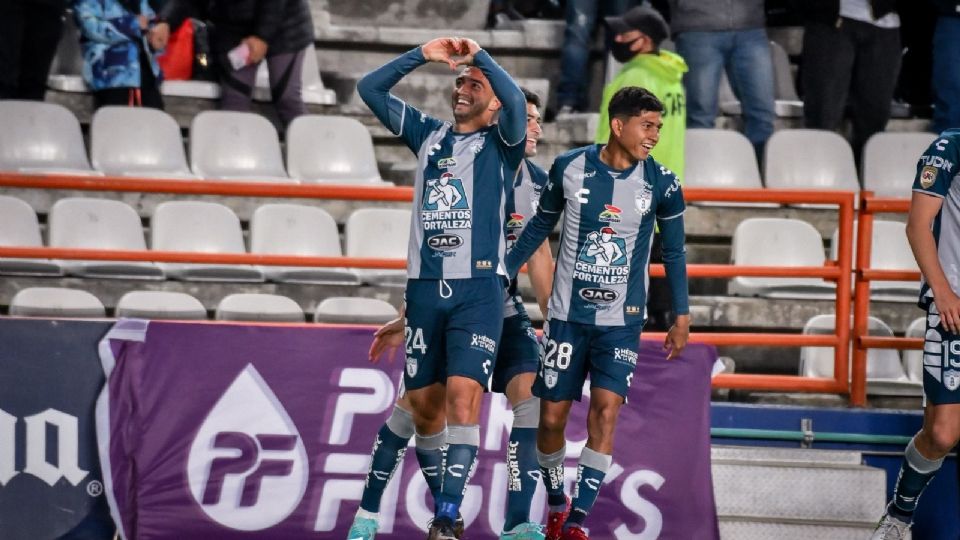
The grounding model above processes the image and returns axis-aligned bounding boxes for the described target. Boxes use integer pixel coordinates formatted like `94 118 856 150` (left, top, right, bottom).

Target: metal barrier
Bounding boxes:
851 193 923 406
0 173 858 399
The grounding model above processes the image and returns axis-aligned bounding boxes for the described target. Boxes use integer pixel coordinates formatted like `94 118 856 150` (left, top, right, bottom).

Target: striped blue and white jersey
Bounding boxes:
912 129 960 309
507 144 689 326
503 159 549 317
357 48 527 280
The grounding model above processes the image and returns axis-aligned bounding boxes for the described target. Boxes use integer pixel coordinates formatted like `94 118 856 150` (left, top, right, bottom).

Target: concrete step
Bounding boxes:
314 0 491 31
711 445 863 466
719 518 876 540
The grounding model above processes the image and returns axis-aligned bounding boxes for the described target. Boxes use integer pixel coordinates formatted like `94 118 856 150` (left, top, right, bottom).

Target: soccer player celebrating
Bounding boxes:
871 131 960 539
346 89 554 540
505 86 690 540
356 37 526 540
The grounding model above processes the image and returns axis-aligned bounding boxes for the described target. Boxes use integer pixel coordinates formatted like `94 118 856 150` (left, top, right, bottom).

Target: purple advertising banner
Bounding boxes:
96 319 718 539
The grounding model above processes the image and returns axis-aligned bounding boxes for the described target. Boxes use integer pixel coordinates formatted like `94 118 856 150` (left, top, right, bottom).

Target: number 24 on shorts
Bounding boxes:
406 327 427 354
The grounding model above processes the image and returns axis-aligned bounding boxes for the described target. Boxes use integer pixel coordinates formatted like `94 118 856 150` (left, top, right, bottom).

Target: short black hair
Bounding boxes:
607 86 663 120
520 86 541 108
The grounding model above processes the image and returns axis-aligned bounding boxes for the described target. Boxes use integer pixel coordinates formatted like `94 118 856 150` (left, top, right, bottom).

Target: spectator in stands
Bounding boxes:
669 0 775 158
0 0 68 100
796 0 902 164
156 0 315 128
931 0 960 133
555 0 636 116
595 5 686 178
74 0 165 109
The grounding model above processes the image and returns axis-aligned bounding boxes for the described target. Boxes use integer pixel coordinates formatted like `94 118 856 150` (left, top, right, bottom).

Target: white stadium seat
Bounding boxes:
862 132 938 198
0 195 63 276
286 115 388 185
91 107 195 178
216 293 305 322
151 201 264 282
314 297 399 324
189 111 293 182
46 15 87 93
718 41 802 118
684 129 763 191
250 203 360 285
253 44 336 105
764 129 860 193
829 220 918 301
0 100 99 175
728 218 836 299
49 198 163 279
800 314 919 396
9 287 105 318
345 208 411 287
115 291 208 320
903 317 925 384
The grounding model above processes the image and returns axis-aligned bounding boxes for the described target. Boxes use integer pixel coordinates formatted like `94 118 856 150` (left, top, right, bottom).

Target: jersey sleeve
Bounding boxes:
505 159 566 276
913 136 960 198
656 166 685 221
654 166 689 316
357 47 445 153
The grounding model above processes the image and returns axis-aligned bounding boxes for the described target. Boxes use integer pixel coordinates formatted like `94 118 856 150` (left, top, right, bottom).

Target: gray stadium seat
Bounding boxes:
46 14 88 93
684 129 765 193
151 201 264 282
764 129 860 196
115 291 207 320
90 107 195 178
903 317 925 384
314 297 398 324
216 293 305 322
250 203 360 284
728 217 836 299
9 287 105 318
0 195 63 276
345 208 411 287
286 115 388 185
253 44 336 105
718 41 802 118
799 314 918 396
189 111 293 182
160 80 221 100
0 101 99 175
49 198 163 279
862 132 938 198
829 220 918 301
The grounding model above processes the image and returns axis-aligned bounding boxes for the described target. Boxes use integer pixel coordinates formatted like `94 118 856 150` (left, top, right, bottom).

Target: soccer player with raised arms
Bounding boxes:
505 86 690 540
356 37 526 539
871 130 960 539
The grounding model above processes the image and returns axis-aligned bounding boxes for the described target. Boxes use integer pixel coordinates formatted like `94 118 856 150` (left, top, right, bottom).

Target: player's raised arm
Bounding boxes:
459 39 526 148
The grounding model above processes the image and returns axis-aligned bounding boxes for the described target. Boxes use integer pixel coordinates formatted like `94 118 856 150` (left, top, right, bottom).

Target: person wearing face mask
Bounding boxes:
594 5 685 179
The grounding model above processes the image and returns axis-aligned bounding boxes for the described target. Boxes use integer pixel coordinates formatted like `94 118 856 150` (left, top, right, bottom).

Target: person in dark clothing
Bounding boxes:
0 0 68 100
155 0 315 127
931 0 960 133
794 0 903 166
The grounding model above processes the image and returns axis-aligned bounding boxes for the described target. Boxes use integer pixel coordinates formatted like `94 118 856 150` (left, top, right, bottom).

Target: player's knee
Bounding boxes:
923 421 960 456
588 402 620 433
539 406 568 434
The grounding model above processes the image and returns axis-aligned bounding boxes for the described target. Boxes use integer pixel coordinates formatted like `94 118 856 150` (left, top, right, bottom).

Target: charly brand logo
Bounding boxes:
187 365 309 531
0 408 90 489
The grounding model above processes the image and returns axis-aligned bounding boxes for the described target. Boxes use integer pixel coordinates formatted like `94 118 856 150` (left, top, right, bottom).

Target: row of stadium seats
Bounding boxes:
0 101 385 185
0 195 408 286
800 314 927 396
685 128 936 198
7 288 398 324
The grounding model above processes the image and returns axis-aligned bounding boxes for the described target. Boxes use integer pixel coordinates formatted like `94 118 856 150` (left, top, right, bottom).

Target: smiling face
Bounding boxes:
524 101 542 157
451 67 498 124
611 110 662 161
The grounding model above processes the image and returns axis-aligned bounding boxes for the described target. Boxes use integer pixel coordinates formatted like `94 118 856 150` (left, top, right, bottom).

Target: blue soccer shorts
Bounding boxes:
921 303 960 405
491 299 540 394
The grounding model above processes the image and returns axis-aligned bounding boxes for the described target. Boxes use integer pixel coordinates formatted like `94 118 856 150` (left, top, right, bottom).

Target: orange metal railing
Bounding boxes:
851 193 923 406
0 173 858 399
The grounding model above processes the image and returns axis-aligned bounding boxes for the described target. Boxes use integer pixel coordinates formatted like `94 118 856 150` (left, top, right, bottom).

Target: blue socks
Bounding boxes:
504 398 540 530
359 406 414 514
435 424 479 521
891 435 944 520
538 446 568 509
415 429 447 506
566 447 611 529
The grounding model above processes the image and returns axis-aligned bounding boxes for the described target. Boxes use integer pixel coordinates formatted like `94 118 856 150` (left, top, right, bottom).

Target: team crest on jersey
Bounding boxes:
944 369 960 391
470 140 485 154
920 166 938 189
599 204 622 223
574 227 630 286
544 368 559 389
635 183 653 215
406 356 418 378
422 172 472 230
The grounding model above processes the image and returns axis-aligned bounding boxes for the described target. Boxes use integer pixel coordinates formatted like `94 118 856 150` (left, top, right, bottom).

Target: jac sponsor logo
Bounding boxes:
0 408 92 490
921 154 954 172
427 234 463 251
579 287 619 304
187 365 309 531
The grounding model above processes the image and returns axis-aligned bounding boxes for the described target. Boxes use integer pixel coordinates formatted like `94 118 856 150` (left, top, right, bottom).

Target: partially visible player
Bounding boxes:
505 86 690 540
356 48 528 538
346 88 554 540
871 129 960 539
